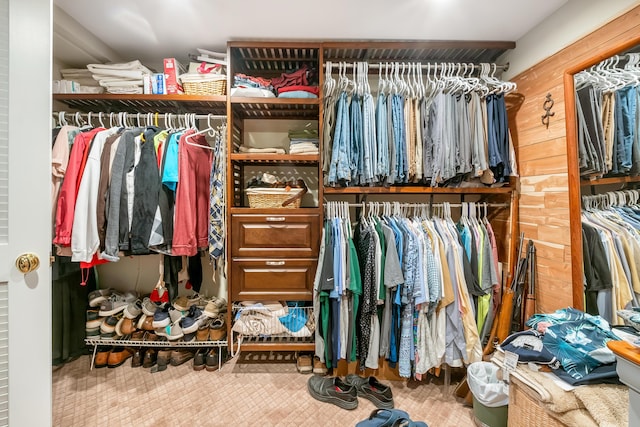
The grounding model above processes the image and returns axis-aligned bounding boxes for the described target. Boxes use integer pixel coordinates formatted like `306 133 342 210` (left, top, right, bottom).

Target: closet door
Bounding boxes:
1 0 52 425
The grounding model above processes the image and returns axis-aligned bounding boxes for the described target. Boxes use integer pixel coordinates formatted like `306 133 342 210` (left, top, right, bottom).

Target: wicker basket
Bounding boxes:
182 76 227 95
246 188 305 209
508 377 567 427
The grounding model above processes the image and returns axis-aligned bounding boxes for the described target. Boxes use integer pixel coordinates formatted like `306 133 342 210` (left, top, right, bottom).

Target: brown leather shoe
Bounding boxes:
150 349 172 373
196 319 211 341
209 317 227 341
205 348 219 372
142 349 157 368
130 330 145 341
107 347 134 368
144 331 159 341
121 318 137 335
131 348 145 368
170 349 194 366
94 347 111 368
142 315 155 331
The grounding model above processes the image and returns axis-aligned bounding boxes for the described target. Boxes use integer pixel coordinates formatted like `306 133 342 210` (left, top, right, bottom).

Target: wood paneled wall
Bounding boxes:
509 5 640 313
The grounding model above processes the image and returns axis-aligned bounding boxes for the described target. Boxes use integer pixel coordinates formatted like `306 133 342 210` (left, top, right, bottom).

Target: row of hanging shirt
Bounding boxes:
322 61 517 188
581 190 640 324
313 201 501 378
575 53 640 178
52 112 226 270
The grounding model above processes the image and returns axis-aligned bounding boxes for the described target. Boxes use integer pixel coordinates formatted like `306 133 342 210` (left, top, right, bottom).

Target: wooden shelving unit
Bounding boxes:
580 175 640 187
53 93 226 115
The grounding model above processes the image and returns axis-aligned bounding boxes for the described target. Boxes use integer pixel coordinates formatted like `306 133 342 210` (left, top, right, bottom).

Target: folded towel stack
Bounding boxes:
54 68 103 94
87 60 153 94
288 129 319 155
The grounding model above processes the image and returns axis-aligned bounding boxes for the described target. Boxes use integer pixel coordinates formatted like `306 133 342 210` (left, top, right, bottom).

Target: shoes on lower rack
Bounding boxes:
142 348 157 368
150 349 172 373
94 347 111 368
170 349 194 366
344 374 394 409
205 348 219 372
131 349 144 368
307 376 358 410
296 354 313 374
193 348 207 371
107 347 134 368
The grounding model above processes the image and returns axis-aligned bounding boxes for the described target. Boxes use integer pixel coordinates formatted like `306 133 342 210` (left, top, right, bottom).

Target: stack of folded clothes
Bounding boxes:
56 68 103 93
273 64 318 99
87 60 153 94
231 73 275 97
288 129 319 155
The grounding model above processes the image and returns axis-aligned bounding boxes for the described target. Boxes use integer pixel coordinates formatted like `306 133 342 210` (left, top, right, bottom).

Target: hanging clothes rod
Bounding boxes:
331 62 509 73
323 202 509 208
53 111 226 120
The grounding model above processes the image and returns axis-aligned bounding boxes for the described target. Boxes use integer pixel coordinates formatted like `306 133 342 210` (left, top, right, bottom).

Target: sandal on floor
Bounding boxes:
391 419 428 427
356 409 411 427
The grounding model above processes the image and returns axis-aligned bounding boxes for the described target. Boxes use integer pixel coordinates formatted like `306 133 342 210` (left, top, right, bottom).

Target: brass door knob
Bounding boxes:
15 253 40 274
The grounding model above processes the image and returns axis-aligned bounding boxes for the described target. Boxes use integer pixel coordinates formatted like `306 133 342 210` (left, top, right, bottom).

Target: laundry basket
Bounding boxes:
180 74 227 95
246 187 305 208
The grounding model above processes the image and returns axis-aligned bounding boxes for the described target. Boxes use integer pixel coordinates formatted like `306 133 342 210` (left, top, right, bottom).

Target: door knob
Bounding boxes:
15 253 40 274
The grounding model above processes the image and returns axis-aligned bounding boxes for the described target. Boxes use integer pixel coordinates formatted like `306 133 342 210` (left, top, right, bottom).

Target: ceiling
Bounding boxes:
53 0 568 70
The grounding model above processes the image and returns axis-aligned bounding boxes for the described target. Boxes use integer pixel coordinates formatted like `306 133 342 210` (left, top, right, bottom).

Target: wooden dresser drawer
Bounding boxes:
230 258 316 300
231 214 320 258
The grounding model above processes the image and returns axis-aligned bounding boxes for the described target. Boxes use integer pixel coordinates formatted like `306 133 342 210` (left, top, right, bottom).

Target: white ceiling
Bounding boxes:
53 0 568 69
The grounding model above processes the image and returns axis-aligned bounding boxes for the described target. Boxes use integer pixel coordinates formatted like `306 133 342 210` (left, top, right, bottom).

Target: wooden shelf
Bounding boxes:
232 336 315 353
230 153 319 164
323 185 513 195
229 207 320 214
580 175 640 187
53 93 227 114
230 97 318 105
230 97 319 120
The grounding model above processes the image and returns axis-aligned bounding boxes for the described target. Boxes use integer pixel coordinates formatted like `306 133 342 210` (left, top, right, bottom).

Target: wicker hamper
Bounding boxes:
508 377 567 427
246 187 304 209
181 74 226 95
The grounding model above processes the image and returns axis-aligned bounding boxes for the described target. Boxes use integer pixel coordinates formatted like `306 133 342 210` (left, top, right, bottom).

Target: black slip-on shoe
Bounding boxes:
307 376 358 410
344 374 394 409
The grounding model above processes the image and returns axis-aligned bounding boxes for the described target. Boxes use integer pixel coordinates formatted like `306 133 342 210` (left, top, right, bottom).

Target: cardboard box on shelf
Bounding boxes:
163 58 185 94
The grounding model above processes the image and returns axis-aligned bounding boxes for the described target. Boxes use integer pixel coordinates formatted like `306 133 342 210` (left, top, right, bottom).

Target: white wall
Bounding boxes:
500 0 639 80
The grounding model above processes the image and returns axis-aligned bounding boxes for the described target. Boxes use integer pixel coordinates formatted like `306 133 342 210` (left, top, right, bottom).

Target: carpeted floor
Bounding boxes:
52 352 475 426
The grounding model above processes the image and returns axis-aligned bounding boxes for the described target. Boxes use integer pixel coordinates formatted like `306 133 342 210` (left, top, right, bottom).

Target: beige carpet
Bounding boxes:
52 353 474 427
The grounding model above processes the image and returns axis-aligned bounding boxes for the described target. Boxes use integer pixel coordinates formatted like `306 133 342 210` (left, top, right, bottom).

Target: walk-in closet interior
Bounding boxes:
4 1 640 426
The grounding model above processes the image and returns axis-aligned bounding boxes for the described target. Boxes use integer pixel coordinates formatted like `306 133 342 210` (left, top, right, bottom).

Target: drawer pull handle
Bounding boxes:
265 261 285 266
266 216 285 222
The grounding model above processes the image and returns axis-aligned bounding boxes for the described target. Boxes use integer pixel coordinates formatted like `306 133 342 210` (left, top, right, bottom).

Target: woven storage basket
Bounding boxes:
507 377 567 427
182 76 226 95
246 188 304 209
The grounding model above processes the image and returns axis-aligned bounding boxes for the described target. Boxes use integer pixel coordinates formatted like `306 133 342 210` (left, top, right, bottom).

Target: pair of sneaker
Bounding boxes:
98 290 138 317
307 374 394 410
203 296 227 318
154 307 185 340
